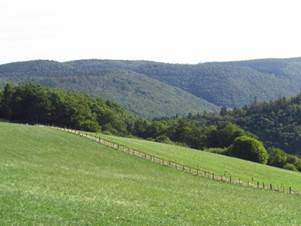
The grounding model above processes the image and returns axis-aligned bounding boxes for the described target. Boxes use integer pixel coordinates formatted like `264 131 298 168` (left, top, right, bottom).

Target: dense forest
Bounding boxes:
188 95 301 155
0 83 135 135
117 58 301 108
229 96 301 154
1 83 301 173
3 57 301 117
0 60 218 118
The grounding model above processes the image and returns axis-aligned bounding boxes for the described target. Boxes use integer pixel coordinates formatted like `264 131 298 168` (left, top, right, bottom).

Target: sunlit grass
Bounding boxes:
0 122 300 225
96 133 301 192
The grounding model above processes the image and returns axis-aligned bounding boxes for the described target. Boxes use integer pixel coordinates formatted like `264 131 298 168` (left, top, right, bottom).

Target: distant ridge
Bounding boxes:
1 57 301 117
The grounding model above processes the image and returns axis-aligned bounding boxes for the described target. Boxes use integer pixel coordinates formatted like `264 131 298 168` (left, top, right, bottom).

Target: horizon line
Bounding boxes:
1 55 301 66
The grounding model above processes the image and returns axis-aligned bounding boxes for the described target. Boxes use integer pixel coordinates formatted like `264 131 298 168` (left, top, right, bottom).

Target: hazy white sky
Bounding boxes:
1 0 301 64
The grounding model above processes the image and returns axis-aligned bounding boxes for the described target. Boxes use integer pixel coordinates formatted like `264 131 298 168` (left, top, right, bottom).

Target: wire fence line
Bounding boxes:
52 126 300 196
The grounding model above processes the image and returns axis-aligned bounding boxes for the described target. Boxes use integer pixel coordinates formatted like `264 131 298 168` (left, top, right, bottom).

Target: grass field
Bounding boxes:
96 133 301 192
1 122 301 225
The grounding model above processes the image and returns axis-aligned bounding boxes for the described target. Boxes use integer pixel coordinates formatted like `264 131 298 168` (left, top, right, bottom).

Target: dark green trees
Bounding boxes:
0 83 134 134
267 147 301 171
283 163 298 171
206 123 246 148
227 136 269 164
0 84 14 119
268 147 287 167
227 94 301 154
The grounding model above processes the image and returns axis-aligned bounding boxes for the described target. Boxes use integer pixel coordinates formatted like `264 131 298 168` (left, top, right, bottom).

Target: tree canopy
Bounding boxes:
226 136 269 164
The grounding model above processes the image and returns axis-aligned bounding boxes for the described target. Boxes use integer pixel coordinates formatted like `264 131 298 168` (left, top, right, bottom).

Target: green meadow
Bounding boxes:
97 133 301 192
0 122 301 225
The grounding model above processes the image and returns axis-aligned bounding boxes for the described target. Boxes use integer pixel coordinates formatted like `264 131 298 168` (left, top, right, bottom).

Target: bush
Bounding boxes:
226 136 269 164
286 154 299 165
295 160 301 172
268 147 287 167
80 120 100 132
155 135 173 144
283 163 298 171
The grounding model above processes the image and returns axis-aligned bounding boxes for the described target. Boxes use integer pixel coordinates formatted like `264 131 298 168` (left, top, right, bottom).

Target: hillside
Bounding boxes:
227 94 301 154
96 132 301 192
2 57 301 117
187 93 301 154
0 60 218 118
67 58 301 107
1 122 301 225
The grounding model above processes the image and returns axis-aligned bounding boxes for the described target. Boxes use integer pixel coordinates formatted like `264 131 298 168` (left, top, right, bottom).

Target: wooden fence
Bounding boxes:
52 126 299 196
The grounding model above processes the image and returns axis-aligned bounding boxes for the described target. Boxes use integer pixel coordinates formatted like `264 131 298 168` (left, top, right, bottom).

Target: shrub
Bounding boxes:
155 135 173 144
268 147 287 167
80 120 100 132
226 136 269 164
283 163 298 171
295 160 301 172
287 154 299 165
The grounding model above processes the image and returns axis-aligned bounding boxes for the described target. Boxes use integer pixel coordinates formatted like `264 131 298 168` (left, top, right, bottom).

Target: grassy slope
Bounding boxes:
98 134 301 192
1 122 301 225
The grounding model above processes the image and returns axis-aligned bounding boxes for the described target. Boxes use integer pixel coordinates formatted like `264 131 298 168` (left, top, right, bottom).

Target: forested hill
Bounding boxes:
106 57 301 107
2 57 301 117
228 95 301 154
188 93 301 155
0 60 218 118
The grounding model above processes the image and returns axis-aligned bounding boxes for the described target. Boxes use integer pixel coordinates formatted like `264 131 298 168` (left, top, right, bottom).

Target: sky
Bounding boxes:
1 0 301 64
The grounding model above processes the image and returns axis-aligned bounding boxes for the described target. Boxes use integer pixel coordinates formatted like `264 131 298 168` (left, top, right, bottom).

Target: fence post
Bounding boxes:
270 184 273 191
289 187 292 194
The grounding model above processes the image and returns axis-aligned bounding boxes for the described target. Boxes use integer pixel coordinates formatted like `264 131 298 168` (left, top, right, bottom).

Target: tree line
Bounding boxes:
0 83 135 135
